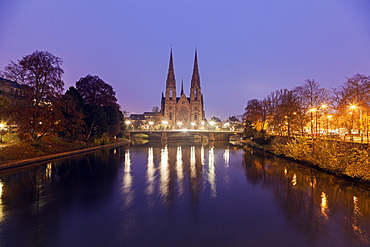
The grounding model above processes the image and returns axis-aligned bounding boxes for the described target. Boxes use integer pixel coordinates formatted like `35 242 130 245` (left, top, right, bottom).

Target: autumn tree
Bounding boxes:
243 99 268 131
332 74 370 139
1 51 65 141
294 79 329 135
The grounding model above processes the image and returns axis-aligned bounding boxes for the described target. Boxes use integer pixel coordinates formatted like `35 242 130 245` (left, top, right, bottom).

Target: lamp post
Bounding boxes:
350 105 356 142
149 121 154 130
125 120 131 130
0 124 4 142
209 121 215 131
327 115 332 138
309 108 316 139
161 120 168 130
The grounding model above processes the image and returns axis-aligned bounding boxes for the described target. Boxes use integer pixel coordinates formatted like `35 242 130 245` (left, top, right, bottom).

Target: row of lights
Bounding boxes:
125 120 219 129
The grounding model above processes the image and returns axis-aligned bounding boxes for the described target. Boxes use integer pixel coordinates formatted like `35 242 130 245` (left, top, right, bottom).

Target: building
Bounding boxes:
0 77 25 99
160 50 205 129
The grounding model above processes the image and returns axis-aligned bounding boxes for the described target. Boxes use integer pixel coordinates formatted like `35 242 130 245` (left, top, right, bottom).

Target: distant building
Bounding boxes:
160 50 205 129
224 116 243 131
0 77 25 99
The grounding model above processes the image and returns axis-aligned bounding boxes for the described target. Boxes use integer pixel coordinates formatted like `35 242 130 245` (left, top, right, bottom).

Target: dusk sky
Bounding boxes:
1 1 370 120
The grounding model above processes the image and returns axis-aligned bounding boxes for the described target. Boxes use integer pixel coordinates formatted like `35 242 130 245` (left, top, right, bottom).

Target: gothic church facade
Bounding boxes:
161 50 205 129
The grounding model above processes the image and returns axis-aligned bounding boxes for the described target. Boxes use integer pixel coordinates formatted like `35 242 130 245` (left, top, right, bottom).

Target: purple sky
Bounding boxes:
1 1 370 120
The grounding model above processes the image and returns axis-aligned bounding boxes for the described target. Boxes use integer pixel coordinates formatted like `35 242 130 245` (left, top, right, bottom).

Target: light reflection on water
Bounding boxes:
0 141 369 246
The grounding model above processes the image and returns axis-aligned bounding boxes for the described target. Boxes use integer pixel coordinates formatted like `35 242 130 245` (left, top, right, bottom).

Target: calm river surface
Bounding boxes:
0 140 370 246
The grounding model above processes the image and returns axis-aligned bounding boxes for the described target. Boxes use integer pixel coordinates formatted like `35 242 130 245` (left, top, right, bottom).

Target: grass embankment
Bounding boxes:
243 136 370 184
0 134 128 167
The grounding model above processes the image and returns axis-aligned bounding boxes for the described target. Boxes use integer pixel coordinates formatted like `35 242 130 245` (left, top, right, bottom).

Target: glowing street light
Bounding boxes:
0 123 4 143
349 105 357 141
149 121 154 130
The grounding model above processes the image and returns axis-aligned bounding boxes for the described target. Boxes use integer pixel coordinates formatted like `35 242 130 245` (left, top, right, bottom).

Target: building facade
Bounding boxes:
161 50 205 129
0 77 25 99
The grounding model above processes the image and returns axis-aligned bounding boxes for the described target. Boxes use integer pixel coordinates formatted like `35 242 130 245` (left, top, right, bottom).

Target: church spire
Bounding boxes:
181 77 184 95
191 49 200 88
166 49 176 86
165 49 176 100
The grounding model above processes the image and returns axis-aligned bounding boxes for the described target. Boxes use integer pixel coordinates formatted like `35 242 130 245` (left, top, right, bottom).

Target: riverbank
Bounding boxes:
0 138 130 171
243 138 370 186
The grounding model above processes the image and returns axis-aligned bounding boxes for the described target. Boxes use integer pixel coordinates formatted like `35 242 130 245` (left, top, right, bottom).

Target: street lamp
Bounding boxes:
177 122 182 129
309 108 316 139
350 105 357 141
209 121 215 131
125 120 131 130
0 124 4 142
327 115 332 137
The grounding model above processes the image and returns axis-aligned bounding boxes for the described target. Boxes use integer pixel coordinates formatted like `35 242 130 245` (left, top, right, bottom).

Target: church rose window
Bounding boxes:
178 107 188 120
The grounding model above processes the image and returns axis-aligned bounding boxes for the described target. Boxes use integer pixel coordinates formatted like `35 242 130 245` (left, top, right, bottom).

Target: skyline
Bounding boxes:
1 1 370 120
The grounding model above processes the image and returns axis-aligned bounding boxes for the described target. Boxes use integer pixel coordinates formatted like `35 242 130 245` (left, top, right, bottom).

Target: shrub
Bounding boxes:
344 148 370 180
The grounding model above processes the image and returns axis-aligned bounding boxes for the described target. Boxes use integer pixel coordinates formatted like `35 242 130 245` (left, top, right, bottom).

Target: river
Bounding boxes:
0 140 369 246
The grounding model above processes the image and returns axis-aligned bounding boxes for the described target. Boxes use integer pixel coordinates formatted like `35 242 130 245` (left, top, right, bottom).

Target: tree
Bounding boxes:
243 99 268 131
76 75 118 107
1 51 65 141
1 50 64 105
294 79 329 136
84 104 108 140
75 75 120 140
58 88 85 140
332 74 370 140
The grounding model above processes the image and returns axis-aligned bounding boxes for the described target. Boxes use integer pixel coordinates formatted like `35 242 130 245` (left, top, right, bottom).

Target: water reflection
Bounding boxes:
0 143 369 246
190 146 196 179
207 147 216 197
160 145 169 197
176 146 184 195
0 180 4 222
146 147 155 195
123 150 133 206
320 192 329 220
223 148 229 167
243 147 370 246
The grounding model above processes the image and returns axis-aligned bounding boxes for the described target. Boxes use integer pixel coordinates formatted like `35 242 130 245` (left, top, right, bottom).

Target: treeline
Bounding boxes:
243 75 370 181
244 74 370 139
0 50 124 143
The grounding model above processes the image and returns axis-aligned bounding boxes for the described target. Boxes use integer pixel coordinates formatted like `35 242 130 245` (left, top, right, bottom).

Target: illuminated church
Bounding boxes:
161 50 205 129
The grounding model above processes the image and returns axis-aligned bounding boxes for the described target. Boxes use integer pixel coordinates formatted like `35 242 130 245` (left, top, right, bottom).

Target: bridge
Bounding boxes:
127 129 243 141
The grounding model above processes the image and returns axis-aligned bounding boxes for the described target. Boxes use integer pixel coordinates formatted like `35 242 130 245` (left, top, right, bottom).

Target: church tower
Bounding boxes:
161 49 205 129
162 49 177 124
189 50 205 124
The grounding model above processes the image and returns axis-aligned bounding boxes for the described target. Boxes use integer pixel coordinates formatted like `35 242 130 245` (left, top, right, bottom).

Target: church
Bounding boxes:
161 50 205 129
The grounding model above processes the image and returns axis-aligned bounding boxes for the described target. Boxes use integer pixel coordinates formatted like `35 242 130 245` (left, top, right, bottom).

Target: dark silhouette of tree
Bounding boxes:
103 105 123 137
76 75 118 107
58 88 85 140
75 75 121 140
84 104 108 140
1 51 65 141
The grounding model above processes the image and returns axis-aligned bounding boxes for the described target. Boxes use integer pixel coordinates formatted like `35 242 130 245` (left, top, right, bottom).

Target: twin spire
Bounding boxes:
165 49 201 94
